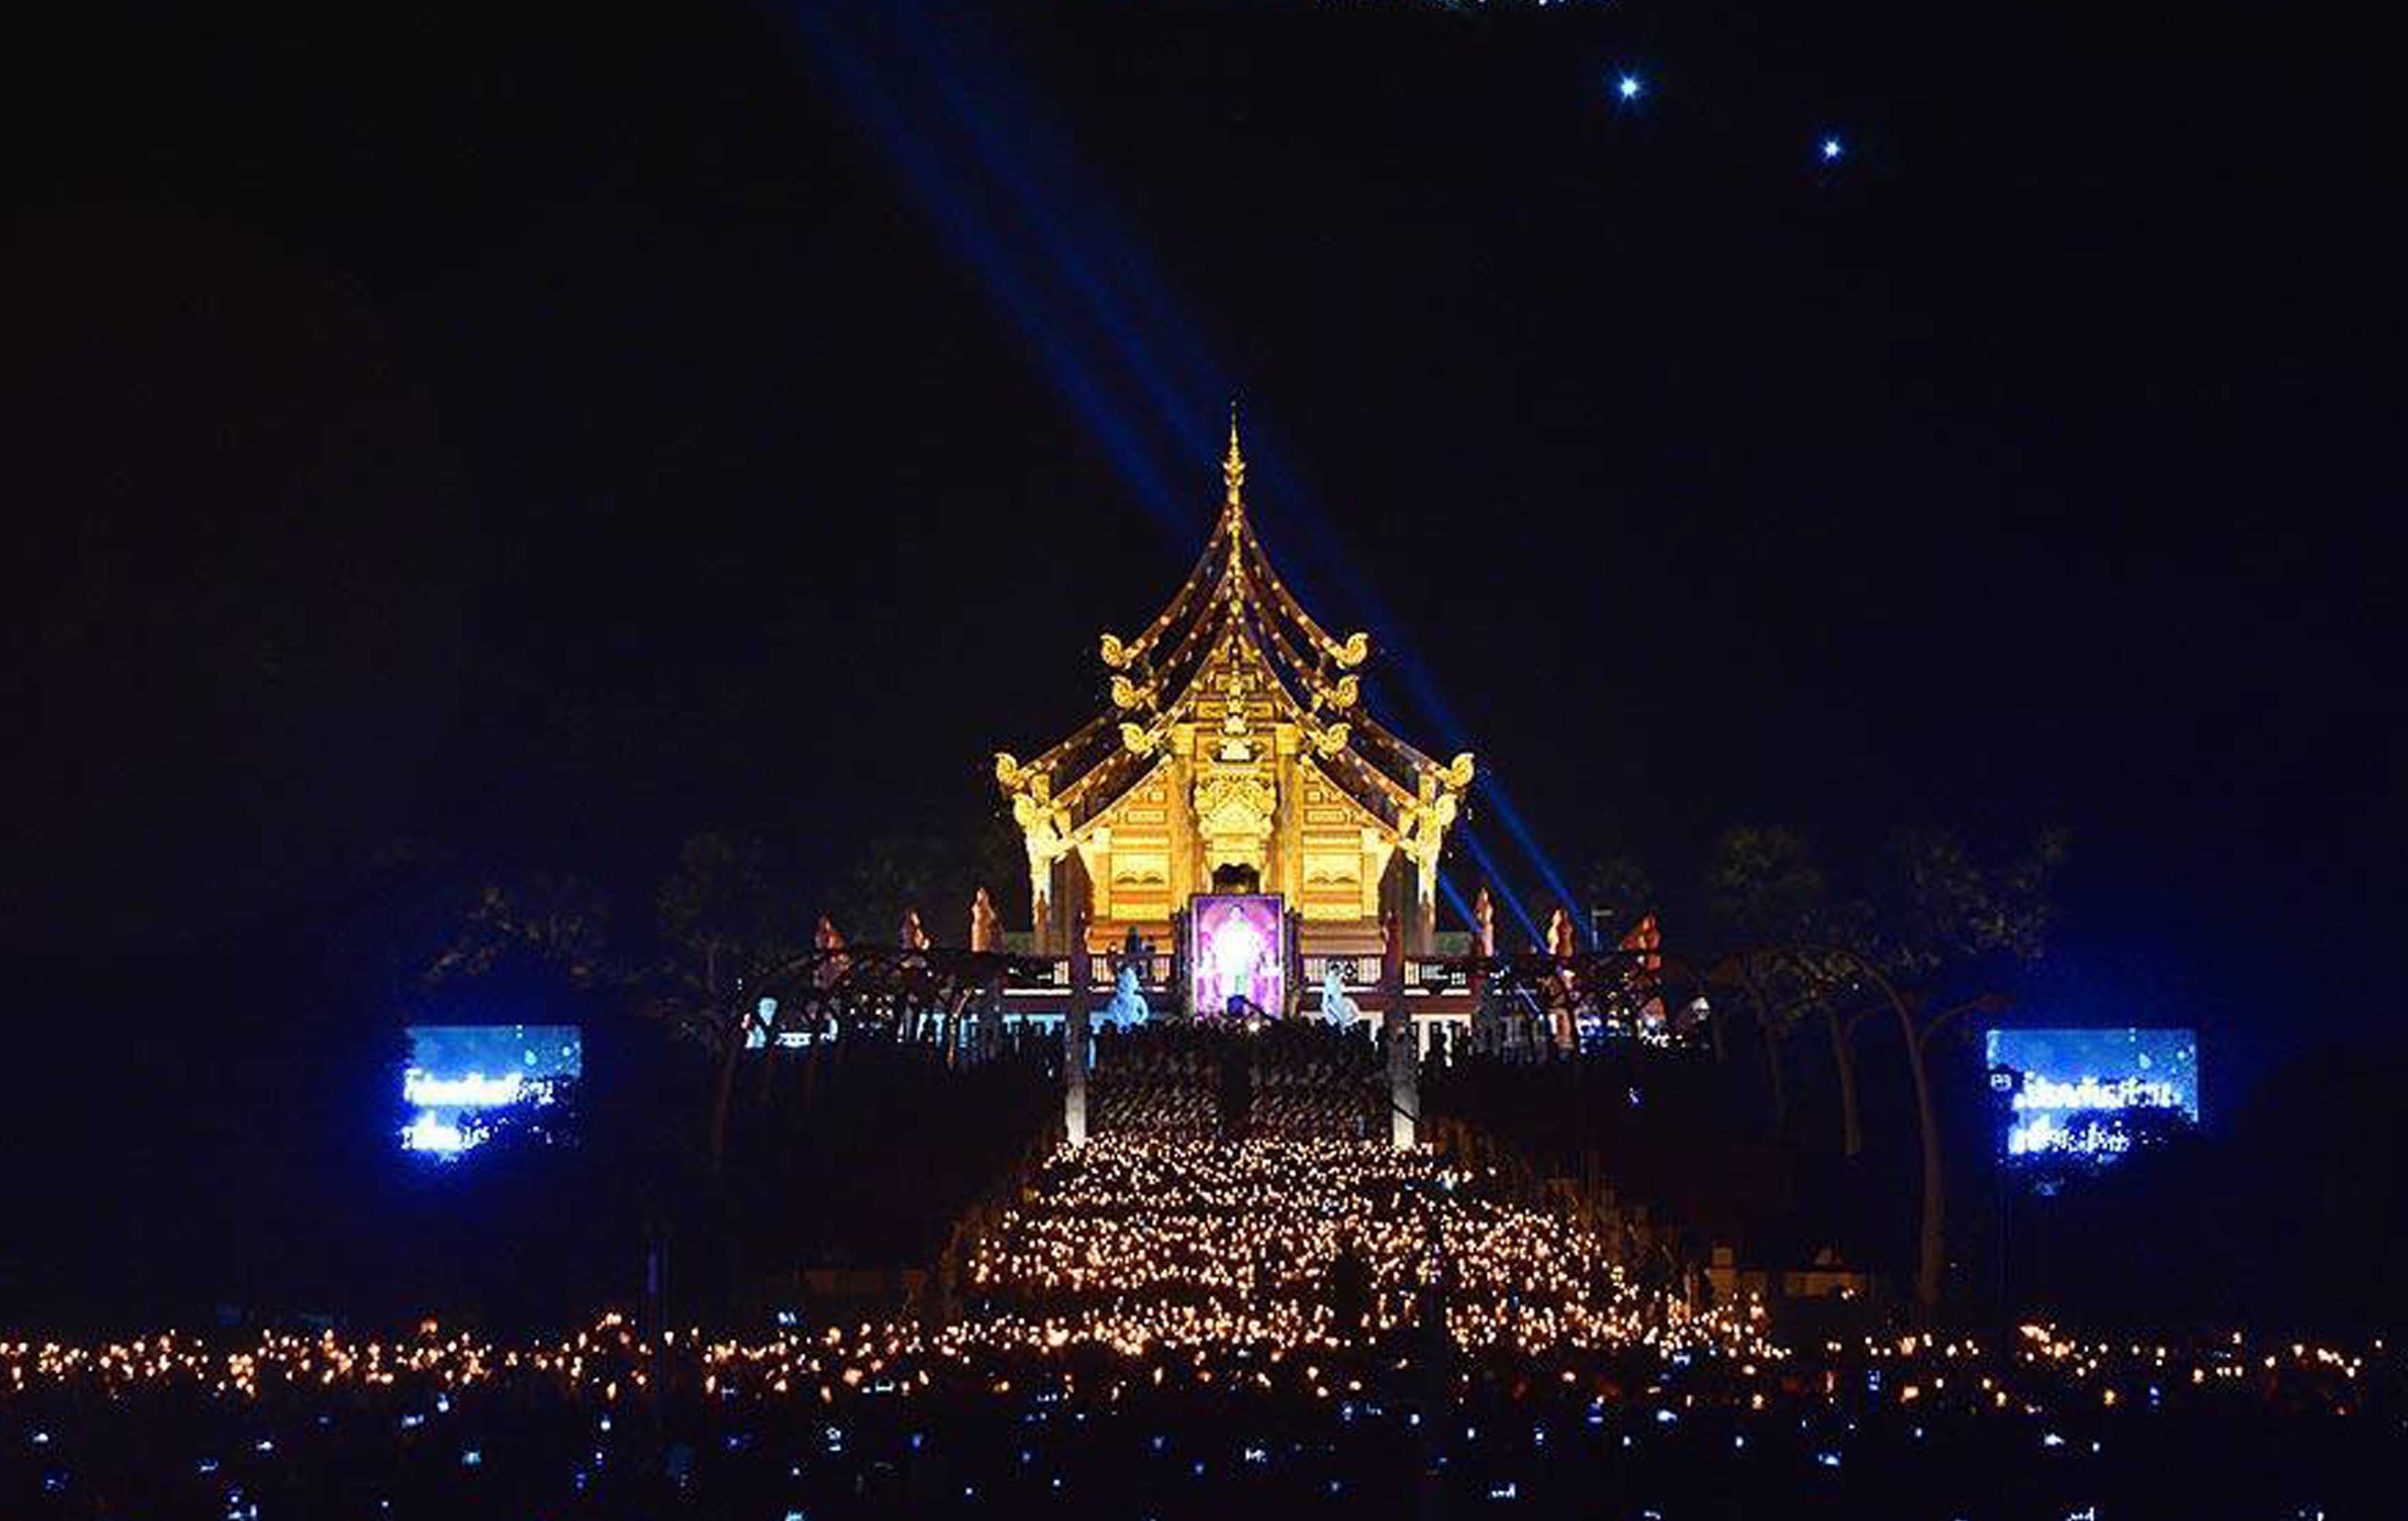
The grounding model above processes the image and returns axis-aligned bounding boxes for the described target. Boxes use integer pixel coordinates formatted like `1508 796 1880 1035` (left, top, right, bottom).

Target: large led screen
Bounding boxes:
1188 894 1285 1019
402 1024 582 1158
1984 1027 2199 1165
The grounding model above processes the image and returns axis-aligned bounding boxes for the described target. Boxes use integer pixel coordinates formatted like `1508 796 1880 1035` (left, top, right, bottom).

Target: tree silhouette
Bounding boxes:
1704 826 1838 948
1866 825 2068 989
424 872 616 988
657 831 808 999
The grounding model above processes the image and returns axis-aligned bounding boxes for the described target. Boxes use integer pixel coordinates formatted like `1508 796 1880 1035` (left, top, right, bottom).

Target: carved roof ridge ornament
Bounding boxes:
993 751 1039 793
1120 719 1163 756
1108 672 1157 712
1396 752 1477 909
1223 401 1246 509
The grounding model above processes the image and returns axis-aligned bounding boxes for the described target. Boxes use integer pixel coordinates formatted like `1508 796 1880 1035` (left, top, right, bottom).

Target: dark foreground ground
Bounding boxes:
5 1314 2394 1518
9 1136 2397 1516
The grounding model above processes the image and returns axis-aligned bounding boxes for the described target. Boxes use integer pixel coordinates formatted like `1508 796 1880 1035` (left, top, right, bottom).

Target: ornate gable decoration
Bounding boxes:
1192 769 1277 869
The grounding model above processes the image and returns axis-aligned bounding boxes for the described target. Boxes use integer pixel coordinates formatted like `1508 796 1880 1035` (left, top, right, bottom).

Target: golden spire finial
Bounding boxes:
1222 401 1246 507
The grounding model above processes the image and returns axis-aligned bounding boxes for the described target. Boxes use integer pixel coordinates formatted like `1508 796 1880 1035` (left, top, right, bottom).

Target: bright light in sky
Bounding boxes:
1617 75 1641 101
1821 137 1844 161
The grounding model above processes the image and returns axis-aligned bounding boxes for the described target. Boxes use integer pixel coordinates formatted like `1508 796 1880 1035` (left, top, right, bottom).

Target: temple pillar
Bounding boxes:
1065 912 1093 1144
1547 904 1580 1051
1468 885 1494 1053
1382 912 1416 1149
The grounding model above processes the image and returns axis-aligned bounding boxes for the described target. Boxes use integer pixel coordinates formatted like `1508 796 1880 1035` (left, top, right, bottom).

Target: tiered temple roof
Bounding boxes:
995 419 1473 944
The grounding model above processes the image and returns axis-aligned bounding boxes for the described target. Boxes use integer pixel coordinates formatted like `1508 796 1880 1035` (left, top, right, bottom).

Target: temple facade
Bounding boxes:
995 421 1474 975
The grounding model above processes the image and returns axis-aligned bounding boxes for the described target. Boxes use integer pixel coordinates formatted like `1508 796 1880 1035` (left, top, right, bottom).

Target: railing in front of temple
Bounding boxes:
732 947 1694 1067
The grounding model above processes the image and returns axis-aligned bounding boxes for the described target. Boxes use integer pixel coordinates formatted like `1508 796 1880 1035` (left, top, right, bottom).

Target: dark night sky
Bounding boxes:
3 1 2398 1098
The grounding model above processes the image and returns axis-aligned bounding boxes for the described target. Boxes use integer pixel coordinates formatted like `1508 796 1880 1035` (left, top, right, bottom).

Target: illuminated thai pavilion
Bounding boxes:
995 421 1474 969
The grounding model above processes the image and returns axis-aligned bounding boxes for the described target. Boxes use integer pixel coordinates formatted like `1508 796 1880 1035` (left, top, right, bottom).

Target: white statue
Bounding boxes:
1321 963 1360 1028
1102 962 1150 1028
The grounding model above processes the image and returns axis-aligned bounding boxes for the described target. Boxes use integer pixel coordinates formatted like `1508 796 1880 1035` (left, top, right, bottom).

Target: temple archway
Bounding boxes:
1211 862 1261 894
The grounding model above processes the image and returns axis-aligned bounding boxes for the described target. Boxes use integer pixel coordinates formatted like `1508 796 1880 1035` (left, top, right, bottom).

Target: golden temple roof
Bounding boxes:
995 420 1473 842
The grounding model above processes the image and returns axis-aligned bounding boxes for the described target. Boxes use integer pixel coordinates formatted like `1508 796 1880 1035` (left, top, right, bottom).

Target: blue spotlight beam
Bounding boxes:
789 3 1196 537
911 0 1226 515
1437 870 1478 938
790 2 1592 936
1253 446 1594 942
1454 826 1547 951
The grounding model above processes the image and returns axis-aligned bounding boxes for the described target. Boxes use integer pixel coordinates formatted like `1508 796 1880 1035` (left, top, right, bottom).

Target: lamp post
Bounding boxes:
1382 912 1416 1149
1065 914 1092 1145
1987 1061 2024 1316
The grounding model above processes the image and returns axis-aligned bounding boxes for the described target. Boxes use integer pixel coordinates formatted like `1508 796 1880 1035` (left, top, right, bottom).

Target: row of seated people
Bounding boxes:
1087 1078 1374 1139
1245 1080 1378 1139
1089 1020 1380 1137
1089 1076 1219 1136
1252 1027 1378 1139
1092 1019 1376 1067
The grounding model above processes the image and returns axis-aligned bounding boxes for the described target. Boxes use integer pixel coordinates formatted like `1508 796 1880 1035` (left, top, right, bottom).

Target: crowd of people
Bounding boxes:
1089 1021 1382 1139
1238 1023 1383 1139
961 1135 1758 1362
7 1125 2399 1516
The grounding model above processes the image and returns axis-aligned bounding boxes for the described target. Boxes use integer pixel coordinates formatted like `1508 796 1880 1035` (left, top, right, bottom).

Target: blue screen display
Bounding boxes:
1984 1027 2199 1165
401 1025 581 1158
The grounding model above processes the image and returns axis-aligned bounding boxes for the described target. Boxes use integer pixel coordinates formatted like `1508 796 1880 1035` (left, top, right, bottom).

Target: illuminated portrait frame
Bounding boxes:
1187 893 1286 1019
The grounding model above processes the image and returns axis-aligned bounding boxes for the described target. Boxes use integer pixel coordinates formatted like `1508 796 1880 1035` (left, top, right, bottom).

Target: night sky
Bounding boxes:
4 1 2396 1099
